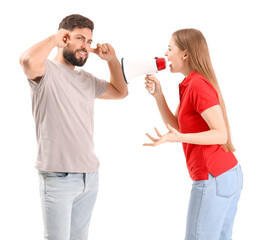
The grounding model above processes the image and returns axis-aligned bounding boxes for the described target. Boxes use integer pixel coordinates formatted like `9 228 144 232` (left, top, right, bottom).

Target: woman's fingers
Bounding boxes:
145 133 157 142
144 80 153 87
143 142 157 147
145 128 162 141
154 127 162 137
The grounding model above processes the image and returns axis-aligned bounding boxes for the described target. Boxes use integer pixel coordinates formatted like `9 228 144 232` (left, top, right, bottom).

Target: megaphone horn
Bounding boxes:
121 57 166 84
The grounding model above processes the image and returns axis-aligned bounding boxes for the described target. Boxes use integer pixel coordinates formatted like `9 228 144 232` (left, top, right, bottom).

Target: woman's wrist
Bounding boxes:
154 92 165 102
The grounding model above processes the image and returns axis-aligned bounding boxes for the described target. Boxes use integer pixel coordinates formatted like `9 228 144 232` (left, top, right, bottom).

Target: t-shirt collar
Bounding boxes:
52 59 79 73
180 70 199 87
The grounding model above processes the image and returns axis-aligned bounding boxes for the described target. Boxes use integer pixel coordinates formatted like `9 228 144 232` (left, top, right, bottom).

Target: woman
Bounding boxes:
144 29 243 240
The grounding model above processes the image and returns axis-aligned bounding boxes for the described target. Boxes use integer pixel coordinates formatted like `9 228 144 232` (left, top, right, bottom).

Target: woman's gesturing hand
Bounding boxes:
143 124 184 146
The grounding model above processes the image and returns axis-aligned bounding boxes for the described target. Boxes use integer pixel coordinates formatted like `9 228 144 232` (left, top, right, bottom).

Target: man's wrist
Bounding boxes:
107 56 118 64
49 34 58 47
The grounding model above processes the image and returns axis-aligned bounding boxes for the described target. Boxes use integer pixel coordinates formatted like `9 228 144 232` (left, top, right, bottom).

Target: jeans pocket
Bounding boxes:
44 172 69 195
45 172 68 178
215 168 238 198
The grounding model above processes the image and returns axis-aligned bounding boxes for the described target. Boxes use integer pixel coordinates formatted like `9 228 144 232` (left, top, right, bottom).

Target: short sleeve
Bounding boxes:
95 78 108 98
27 60 50 91
190 78 219 114
86 72 108 98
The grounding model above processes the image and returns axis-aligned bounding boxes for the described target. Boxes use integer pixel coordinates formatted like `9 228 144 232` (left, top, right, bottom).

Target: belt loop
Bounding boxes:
83 173 86 192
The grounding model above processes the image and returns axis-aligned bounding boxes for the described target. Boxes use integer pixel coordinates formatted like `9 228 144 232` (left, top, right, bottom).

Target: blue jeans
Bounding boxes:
185 164 243 240
38 171 99 240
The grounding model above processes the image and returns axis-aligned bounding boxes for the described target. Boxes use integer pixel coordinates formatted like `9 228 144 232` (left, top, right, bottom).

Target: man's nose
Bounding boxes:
86 44 91 52
81 42 90 52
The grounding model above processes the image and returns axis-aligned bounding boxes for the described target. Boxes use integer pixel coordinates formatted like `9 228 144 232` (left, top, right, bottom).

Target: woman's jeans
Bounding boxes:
185 164 243 240
38 171 99 240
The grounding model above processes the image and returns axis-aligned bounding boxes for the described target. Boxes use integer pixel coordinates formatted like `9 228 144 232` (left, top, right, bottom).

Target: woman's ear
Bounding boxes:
183 50 188 61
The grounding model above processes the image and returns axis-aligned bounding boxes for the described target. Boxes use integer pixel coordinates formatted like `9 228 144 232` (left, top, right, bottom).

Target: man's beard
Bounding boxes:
63 47 88 67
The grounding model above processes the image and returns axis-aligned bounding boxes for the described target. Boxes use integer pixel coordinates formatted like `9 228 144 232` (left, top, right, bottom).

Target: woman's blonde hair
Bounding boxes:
173 29 235 152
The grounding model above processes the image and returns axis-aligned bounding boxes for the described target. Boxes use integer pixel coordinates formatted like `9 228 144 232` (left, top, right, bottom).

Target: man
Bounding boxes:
19 14 128 240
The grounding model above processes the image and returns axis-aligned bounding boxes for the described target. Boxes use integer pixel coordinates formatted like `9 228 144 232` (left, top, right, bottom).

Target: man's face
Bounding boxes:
63 27 93 67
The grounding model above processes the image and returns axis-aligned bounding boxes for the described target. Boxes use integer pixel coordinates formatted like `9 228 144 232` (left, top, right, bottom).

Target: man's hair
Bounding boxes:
58 14 94 32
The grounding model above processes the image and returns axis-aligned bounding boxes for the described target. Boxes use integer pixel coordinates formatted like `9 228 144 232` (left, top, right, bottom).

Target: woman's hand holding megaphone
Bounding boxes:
145 75 163 99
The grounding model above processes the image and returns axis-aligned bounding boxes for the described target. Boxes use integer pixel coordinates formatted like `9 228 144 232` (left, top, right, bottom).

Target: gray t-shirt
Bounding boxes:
28 59 108 172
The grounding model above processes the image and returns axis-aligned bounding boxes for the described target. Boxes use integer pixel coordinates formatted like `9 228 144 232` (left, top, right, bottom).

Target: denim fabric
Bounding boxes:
185 164 243 240
38 171 99 240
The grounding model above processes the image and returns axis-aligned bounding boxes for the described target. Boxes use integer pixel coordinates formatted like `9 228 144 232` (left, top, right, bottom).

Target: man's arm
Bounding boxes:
19 29 70 81
91 43 128 99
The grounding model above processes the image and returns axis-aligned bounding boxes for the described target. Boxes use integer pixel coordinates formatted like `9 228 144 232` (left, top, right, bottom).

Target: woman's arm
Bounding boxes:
155 94 180 131
145 75 179 131
183 105 227 145
144 105 227 146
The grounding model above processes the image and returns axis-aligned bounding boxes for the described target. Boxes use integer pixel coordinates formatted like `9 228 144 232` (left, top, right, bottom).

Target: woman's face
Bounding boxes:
165 38 187 73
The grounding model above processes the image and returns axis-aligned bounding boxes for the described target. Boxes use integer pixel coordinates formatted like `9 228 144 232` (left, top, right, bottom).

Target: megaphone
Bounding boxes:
121 57 166 87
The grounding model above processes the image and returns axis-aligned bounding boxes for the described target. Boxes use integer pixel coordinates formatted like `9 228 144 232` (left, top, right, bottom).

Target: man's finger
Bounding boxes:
102 43 109 52
90 47 102 56
99 44 107 53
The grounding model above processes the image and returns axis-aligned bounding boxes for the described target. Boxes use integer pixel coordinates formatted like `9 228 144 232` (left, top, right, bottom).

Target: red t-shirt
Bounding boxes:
178 71 238 181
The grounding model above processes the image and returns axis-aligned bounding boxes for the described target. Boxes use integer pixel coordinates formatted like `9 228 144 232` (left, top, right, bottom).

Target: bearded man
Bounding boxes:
19 14 128 240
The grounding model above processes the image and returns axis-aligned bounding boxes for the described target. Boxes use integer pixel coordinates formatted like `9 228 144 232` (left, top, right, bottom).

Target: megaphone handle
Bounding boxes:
148 73 156 94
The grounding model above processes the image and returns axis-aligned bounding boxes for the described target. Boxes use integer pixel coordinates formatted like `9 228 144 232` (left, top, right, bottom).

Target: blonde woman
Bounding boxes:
144 29 243 240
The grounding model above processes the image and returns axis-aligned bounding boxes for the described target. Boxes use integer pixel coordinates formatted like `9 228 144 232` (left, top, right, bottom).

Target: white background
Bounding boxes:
1 0 262 239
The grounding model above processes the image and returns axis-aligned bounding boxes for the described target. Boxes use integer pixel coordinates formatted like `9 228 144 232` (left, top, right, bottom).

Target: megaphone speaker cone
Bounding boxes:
155 57 166 71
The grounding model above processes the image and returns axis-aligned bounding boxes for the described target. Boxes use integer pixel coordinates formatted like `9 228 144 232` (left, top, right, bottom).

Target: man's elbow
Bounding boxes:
19 54 28 67
122 90 129 98
19 54 33 69
19 53 44 80
118 90 128 99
